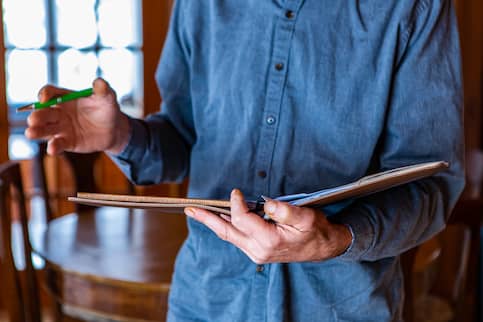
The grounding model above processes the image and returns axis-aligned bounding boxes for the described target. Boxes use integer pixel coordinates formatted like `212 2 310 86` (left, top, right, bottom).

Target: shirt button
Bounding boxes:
266 116 276 125
285 10 295 19
258 171 267 178
256 265 264 272
275 63 284 71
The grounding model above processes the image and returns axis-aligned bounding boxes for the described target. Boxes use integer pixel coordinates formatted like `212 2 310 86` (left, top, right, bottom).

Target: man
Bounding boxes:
26 1 464 321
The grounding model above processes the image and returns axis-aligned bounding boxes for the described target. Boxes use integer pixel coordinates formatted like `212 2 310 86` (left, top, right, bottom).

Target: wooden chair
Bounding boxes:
402 247 418 322
429 224 471 321
33 141 103 220
29 142 100 321
33 141 137 219
31 142 139 321
402 221 473 322
446 200 483 321
404 149 483 322
0 161 42 322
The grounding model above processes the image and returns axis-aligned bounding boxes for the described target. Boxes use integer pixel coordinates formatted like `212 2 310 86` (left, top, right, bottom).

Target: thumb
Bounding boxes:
92 77 114 97
263 199 310 227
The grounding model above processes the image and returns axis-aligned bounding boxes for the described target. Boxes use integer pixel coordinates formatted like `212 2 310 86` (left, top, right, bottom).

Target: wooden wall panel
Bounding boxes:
142 1 172 117
455 0 483 151
136 0 188 197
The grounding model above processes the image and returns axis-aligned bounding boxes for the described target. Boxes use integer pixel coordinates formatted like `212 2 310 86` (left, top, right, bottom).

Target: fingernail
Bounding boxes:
231 189 241 197
265 200 277 215
185 207 196 217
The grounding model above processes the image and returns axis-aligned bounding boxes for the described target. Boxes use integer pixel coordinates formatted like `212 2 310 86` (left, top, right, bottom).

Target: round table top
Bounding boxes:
32 207 188 285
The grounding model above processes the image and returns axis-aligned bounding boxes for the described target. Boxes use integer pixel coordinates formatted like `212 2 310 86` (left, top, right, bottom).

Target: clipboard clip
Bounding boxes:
246 197 266 217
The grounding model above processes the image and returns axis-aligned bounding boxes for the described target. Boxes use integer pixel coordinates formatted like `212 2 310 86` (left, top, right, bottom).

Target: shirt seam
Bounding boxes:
398 0 430 66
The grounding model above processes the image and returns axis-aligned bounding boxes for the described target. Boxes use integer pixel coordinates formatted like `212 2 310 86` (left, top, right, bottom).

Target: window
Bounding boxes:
2 0 143 160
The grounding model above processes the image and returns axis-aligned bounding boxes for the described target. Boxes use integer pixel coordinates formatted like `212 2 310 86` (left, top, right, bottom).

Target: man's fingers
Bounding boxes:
185 207 246 245
230 189 250 213
38 85 70 102
25 123 61 140
230 189 268 236
264 199 315 229
47 137 69 155
27 108 62 127
93 77 113 97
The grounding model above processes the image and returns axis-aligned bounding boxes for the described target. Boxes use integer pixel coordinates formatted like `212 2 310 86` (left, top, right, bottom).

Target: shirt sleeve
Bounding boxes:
110 0 195 185
333 0 465 261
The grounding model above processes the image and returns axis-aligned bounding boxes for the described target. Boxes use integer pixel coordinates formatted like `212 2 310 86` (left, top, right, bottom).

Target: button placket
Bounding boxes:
252 4 300 197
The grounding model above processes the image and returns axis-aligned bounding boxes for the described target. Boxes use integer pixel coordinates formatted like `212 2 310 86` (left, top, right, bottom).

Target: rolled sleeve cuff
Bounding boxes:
332 209 375 261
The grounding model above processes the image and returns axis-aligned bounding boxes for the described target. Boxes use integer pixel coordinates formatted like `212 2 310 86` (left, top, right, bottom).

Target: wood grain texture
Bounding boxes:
32 207 188 321
142 1 171 116
76 192 231 208
455 0 483 150
0 162 41 322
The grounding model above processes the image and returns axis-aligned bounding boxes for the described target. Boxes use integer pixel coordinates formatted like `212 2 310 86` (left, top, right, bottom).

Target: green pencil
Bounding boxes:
16 88 94 112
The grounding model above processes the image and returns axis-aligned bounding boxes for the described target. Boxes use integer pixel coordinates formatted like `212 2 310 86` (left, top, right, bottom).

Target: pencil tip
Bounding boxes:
260 195 271 202
16 105 33 112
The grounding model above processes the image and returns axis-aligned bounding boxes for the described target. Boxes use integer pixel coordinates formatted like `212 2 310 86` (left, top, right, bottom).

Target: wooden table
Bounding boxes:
31 207 188 322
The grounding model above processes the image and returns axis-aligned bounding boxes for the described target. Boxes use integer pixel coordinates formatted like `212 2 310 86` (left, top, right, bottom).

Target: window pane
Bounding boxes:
9 134 37 160
99 49 143 118
6 49 48 104
55 0 97 48
57 49 98 90
98 0 142 48
2 0 47 48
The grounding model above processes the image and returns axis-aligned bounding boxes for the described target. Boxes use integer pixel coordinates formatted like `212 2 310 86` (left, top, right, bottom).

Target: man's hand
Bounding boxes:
184 189 353 264
25 78 130 155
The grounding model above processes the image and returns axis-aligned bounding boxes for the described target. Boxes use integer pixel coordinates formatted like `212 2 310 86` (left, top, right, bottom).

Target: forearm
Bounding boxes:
333 170 465 261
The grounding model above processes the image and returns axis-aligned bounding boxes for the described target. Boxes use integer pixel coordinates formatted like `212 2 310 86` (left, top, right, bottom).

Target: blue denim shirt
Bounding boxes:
112 1 464 321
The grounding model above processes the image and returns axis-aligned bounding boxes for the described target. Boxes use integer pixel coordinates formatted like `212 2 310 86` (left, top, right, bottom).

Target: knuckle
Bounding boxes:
250 255 263 264
258 249 271 262
231 214 243 227
38 85 54 99
265 236 280 250
255 258 267 265
277 204 292 222
304 211 317 226
217 225 230 242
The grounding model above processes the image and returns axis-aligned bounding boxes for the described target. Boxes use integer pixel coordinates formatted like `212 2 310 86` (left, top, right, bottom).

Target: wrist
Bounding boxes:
106 113 131 155
329 223 354 258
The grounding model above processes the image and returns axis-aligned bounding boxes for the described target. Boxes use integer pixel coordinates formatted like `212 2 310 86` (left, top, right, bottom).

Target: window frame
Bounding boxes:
0 7 8 162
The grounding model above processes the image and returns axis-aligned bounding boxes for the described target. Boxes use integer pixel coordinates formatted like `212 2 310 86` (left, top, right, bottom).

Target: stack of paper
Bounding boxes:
69 161 449 216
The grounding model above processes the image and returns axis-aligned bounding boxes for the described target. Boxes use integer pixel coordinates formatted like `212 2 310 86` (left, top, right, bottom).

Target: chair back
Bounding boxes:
63 150 102 213
0 161 42 322
401 248 417 322
33 141 103 219
465 149 483 199
430 224 471 315
32 141 54 221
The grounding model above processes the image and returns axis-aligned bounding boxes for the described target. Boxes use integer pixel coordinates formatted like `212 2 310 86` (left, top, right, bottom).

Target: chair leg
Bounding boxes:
53 302 64 322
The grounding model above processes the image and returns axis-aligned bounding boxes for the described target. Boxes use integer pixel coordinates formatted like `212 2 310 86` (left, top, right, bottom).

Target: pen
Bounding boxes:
16 88 94 112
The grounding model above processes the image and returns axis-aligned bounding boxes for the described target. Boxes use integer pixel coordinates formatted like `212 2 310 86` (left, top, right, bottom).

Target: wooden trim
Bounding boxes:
455 0 483 151
0 7 9 162
142 1 172 116
43 261 171 292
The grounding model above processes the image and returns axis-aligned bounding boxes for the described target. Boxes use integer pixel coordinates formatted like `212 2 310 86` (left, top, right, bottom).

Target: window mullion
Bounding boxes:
45 0 57 85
